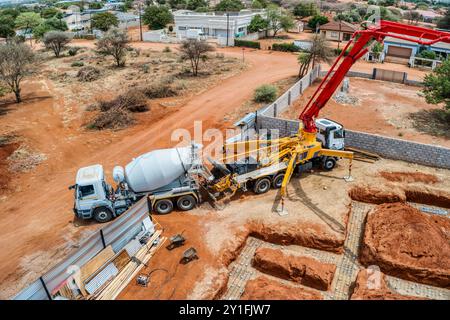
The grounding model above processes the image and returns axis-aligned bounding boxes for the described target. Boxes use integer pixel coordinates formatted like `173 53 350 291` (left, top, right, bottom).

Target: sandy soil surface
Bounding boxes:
0 43 301 299
360 202 450 288
281 77 450 147
241 275 323 300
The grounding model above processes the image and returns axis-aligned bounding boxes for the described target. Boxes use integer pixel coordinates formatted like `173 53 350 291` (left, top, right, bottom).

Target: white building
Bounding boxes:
173 9 265 41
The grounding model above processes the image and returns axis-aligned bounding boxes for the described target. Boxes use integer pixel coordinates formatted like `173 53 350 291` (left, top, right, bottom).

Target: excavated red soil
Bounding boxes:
240 276 323 300
349 185 450 208
252 247 336 291
380 171 439 184
351 268 425 300
248 221 344 254
360 203 450 288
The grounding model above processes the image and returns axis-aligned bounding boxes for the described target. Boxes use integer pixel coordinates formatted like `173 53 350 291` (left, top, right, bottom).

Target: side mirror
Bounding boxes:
68 184 76 190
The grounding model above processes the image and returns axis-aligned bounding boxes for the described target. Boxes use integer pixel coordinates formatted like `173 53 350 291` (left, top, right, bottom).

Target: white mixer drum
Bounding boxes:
124 146 196 193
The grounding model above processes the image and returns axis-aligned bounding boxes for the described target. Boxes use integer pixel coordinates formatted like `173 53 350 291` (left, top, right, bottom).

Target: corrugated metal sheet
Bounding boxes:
84 263 118 295
124 239 142 257
13 198 150 300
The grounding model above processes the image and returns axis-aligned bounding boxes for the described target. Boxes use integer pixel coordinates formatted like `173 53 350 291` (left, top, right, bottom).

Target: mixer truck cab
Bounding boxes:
70 164 126 223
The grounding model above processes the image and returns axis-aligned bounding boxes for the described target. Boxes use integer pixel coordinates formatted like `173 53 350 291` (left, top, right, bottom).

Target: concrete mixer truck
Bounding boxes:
69 144 213 223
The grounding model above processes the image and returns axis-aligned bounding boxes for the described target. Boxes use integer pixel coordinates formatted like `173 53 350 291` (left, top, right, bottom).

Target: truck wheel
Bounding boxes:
322 157 336 171
272 173 285 189
253 177 271 194
93 207 113 223
155 199 173 215
177 195 197 211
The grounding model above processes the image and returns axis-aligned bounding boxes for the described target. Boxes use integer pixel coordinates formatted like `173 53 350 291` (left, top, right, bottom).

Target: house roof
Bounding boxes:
319 20 358 33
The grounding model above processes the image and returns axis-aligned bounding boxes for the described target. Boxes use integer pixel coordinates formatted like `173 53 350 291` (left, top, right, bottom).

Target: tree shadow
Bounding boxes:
0 95 53 116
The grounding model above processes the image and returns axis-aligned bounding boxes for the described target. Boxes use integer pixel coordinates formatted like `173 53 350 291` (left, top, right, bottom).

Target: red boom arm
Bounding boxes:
299 20 450 133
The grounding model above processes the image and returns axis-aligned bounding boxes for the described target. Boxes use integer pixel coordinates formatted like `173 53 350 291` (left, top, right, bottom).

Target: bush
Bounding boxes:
71 61 84 67
234 39 261 49
99 88 148 113
68 46 81 56
272 42 299 52
88 107 135 130
141 80 178 98
163 46 171 53
254 84 277 103
334 47 351 56
77 66 101 81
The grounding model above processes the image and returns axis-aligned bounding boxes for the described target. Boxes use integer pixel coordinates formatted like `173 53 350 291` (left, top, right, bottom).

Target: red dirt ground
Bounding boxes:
241 276 323 300
360 202 450 288
252 247 336 291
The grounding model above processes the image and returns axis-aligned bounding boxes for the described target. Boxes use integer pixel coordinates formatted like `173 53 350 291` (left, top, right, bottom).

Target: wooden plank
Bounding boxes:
80 246 115 284
113 250 131 271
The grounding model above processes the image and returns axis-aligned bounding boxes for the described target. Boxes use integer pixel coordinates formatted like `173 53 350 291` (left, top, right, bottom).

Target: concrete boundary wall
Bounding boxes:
254 115 450 169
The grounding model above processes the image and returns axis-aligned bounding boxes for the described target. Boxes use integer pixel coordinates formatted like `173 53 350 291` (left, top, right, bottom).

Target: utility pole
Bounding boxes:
226 12 230 46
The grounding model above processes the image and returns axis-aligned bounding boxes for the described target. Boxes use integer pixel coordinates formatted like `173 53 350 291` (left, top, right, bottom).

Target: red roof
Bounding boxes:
320 21 358 33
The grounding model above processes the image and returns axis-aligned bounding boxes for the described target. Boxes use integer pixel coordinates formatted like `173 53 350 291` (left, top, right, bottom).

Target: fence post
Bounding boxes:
299 81 303 94
40 276 52 300
274 103 277 117
372 68 377 80
288 91 291 106
100 229 106 248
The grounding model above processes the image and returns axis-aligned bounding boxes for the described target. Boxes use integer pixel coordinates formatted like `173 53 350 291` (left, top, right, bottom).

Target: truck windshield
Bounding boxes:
78 185 95 198
334 129 344 139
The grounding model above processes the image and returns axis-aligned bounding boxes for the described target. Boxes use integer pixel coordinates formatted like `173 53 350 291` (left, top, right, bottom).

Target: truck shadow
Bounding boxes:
272 172 345 234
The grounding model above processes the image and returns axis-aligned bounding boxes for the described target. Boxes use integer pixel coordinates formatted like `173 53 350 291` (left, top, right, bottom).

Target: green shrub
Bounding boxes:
254 84 277 103
71 61 84 67
68 47 81 56
272 42 299 52
234 39 261 49
334 47 351 56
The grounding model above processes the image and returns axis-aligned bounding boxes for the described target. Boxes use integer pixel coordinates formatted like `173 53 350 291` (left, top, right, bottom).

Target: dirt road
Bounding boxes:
0 46 299 298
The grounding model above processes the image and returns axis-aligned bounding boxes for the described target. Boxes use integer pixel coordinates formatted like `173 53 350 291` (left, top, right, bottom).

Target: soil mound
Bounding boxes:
360 203 450 288
351 268 425 300
253 247 336 291
241 276 322 300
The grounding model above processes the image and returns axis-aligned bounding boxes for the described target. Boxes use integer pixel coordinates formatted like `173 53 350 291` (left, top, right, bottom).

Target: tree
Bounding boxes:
15 12 43 44
251 0 268 9
143 5 173 30
40 7 59 19
33 17 68 40
248 14 269 33
1 8 20 20
307 15 329 31
293 2 318 18
437 10 449 30
43 31 72 57
422 60 450 111
0 14 16 38
91 12 119 32
297 35 332 78
186 0 207 10
214 0 244 11
89 2 103 9
179 39 214 76
404 10 421 24
0 41 36 103
96 27 129 67
266 5 295 37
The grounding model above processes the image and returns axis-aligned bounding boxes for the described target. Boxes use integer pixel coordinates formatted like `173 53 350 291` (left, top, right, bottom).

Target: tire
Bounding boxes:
322 157 336 171
93 207 113 223
177 195 197 211
253 177 271 194
154 199 174 215
272 173 285 189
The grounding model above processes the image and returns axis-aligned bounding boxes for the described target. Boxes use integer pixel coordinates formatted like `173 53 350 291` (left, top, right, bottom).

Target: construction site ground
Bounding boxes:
0 39 445 299
118 158 450 300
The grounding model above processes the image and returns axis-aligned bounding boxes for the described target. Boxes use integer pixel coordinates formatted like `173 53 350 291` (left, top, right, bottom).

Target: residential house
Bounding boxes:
319 21 358 42
173 9 265 42
382 35 450 67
